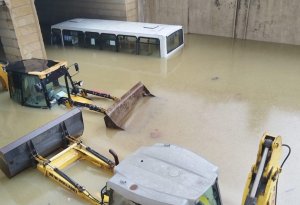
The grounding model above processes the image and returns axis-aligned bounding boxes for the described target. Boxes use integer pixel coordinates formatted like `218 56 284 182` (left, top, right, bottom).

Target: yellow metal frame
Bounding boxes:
28 60 68 79
0 62 8 90
242 133 282 205
35 137 113 205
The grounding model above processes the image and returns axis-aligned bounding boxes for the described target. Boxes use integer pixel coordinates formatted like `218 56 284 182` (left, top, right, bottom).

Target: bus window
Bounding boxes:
167 29 183 54
100 33 117 51
62 30 85 46
51 28 62 45
138 37 160 57
85 32 100 49
117 35 137 54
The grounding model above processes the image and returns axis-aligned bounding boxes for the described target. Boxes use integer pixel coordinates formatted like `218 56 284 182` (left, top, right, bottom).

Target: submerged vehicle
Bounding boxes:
51 18 184 58
0 60 8 90
5 59 154 129
0 109 290 205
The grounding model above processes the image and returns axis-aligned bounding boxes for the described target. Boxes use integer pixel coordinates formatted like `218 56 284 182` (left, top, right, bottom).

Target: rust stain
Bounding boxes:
215 0 221 9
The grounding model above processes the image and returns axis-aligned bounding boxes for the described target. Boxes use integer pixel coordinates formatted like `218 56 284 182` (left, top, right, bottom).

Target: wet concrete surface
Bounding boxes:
0 34 299 204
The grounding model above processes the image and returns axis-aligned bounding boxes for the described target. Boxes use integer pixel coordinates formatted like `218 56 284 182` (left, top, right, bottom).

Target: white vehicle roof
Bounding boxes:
51 18 183 38
108 144 218 205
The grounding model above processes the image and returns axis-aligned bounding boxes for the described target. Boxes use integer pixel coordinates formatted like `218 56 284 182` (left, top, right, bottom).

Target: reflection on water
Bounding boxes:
1 34 300 205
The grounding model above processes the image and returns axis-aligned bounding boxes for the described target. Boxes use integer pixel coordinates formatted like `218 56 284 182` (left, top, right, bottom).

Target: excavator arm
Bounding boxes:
242 134 284 205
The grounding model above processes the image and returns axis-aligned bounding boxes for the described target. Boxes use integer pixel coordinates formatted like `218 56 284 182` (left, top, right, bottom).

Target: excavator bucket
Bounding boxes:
104 82 154 129
0 109 84 178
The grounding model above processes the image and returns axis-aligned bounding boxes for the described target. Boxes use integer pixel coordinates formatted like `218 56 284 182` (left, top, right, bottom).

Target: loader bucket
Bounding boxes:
104 82 154 129
0 108 84 178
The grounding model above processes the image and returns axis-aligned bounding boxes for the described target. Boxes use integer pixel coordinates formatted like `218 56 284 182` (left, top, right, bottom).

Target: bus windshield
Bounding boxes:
167 29 183 54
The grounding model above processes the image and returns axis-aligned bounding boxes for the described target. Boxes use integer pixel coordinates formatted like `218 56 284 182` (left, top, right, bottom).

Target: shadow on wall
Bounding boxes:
0 39 6 60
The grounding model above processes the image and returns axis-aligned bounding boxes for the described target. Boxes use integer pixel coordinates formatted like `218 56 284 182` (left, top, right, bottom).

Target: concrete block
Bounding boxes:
18 32 39 46
1 37 18 47
0 28 17 38
18 23 38 36
0 19 14 30
10 0 30 8
23 41 42 54
11 4 32 18
15 14 35 27
3 45 21 57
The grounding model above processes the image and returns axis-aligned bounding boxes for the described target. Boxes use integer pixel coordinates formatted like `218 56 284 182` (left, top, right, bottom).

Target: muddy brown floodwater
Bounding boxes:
0 34 299 205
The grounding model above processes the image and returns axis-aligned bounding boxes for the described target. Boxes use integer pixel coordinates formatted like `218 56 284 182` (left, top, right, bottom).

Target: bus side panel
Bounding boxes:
160 36 167 58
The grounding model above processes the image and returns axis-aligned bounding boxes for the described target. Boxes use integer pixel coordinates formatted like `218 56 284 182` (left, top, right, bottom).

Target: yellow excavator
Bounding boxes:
0 109 291 205
3 59 154 129
0 60 8 90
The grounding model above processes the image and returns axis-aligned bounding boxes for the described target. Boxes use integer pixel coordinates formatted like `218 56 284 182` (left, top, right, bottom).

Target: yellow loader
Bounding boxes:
4 59 154 129
0 109 291 205
0 60 8 90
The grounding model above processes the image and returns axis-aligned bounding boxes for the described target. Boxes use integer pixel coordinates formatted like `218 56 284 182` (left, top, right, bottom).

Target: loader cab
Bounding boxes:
104 180 222 205
102 144 223 205
6 59 74 108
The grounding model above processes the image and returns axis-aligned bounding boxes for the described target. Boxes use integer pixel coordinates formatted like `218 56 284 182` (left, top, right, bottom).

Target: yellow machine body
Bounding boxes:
5 59 154 129
28 60 68 79
35 137 114 205
242 134 282 205
0 61 8 90
0 108 287 205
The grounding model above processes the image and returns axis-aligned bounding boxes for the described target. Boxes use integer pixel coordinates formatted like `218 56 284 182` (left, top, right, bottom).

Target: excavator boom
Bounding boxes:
242 134 283 205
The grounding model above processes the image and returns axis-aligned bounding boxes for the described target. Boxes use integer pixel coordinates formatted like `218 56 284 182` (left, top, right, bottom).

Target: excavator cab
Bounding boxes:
101 144 223 205
5 59 154 129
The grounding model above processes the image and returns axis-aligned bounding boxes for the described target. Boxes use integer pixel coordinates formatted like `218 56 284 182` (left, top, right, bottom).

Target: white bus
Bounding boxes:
51 18 184 58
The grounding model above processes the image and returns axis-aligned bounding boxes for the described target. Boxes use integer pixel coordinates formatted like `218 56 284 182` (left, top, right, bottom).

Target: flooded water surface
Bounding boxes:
1 34 300 205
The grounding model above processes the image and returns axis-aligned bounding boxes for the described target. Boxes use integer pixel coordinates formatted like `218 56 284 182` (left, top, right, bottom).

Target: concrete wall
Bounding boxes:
140 0 300 45
35 0 138 26
0 0 46 61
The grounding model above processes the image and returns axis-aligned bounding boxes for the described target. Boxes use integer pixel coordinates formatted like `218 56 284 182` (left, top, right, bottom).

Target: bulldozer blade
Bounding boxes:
0 108 84 178
104 82 154 129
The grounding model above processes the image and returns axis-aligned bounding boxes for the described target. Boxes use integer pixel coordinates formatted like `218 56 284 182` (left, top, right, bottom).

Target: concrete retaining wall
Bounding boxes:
140 0 300 45
0 0 46 61
35 0 138 26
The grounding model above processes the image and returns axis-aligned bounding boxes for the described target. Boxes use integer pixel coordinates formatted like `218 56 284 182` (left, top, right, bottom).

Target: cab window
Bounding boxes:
198 181 222 205
21 75 47 108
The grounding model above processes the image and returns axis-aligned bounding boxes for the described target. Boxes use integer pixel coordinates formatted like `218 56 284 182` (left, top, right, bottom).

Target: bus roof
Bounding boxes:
51 18 183 38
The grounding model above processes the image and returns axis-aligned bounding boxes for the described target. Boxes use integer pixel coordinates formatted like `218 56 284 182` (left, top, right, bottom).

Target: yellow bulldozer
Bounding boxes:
3 59 154 129
0 109 291 205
